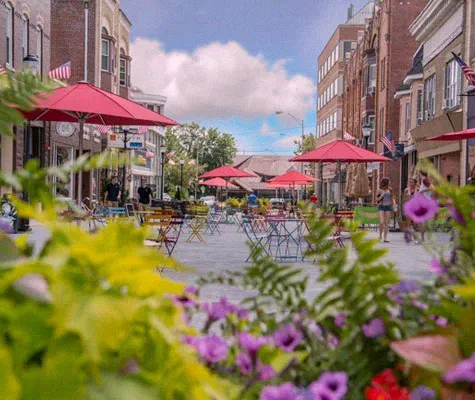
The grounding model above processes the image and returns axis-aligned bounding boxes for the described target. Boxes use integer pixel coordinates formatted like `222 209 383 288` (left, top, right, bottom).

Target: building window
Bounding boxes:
380 58 386 90
22 15 29 59
53 144 74 199
342 41 353 60
379 107 385 140
36 26 43 75
444 58 461 109
424 74 436 120
101 28 110 72
368 115 375 144
416 88 423 126
119 49 128 86
6 3 13 67
404 102 411 134
367 62 376 94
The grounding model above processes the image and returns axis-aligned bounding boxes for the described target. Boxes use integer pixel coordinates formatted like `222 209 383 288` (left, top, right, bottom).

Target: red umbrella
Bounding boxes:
427 128 475 141
200 165 255 200
289 140 391 163
268 170 319 184
22 82 179 203
290 140 391 205
201 177 238 189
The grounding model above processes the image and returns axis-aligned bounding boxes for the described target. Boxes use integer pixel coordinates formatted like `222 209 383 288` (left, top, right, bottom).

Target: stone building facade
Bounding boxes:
0 0 51 195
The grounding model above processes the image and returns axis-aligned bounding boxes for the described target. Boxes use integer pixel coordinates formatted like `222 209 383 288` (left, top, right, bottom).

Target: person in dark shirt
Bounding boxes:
104 176 121 206
137 178 152 210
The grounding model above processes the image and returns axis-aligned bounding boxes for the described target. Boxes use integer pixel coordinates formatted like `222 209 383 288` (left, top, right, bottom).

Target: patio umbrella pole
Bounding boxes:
77 119 85 205
338 161 342 206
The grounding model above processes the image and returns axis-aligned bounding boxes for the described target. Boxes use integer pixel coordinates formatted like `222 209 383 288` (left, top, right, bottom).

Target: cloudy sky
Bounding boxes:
120 0 368 154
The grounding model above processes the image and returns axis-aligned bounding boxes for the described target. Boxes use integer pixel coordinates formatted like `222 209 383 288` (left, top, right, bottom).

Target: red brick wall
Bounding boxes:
440 152 461 186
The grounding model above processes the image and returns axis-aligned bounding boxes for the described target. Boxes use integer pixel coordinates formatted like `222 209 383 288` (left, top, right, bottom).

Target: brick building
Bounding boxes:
409 0 465 187
50 0 132 201
341 0 427 203
0 0 51 195
316 1 374 204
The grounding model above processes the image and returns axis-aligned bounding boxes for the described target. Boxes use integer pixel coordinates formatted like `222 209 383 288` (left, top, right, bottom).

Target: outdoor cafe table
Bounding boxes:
265 217 306 261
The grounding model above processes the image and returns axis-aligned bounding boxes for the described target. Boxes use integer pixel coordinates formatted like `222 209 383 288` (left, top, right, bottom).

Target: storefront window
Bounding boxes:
53 144 74 199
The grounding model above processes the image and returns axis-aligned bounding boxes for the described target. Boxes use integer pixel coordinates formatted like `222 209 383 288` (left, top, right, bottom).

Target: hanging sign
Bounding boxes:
107 133 145 149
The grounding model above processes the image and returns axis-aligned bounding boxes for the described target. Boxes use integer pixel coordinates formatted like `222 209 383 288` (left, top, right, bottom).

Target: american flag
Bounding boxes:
451 52 475 86
96 125 112 134
381 132 396 153
137 126 149 134
48 61 71 80
343 131 356 141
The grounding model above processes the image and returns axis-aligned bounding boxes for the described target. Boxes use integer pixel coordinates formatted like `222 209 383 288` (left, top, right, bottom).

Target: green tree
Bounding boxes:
295 134 317 176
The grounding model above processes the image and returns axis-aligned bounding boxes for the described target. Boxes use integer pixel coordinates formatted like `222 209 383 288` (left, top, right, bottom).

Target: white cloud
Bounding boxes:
258 121 277 136
274 135 300 149
130 38 315 121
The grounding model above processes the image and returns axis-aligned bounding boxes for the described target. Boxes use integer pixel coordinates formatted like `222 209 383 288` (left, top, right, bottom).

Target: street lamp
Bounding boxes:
362 124 372 149
160 144 166 200
179 159 185 199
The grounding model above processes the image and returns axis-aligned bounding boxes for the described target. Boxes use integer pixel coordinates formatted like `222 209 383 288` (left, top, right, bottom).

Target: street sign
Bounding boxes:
107 133 145 149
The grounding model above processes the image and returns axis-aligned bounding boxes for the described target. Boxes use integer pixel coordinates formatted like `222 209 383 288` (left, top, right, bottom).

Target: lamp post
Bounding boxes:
362 124 372 149
121 129 131 204
276 111 305 200
179 159 185 199
160 144 166 200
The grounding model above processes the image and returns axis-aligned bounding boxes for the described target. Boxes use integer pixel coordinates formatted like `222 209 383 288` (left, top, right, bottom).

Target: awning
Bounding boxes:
411 111 462 158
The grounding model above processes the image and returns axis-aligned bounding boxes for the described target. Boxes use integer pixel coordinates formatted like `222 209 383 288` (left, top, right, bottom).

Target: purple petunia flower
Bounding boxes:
182 335 198 346
448 206 465 226
273 325 303 352
410 385 436 400
238 332 269 356
258 362 276 381
172 294 196 308
313 372 348 399
429 259 447 276
443 353 475 383
334 313 347 328
0 218 13 233
260 382 302 400
436 316 448 327
362 318 386 338
227 303 249 319
184 285 198 295
403 195 439 224
195 334 228 363
309 382 337 400
326 333 339 349
236 352 252 375
393 280 421 294
411 299 429 310
201 298 230 321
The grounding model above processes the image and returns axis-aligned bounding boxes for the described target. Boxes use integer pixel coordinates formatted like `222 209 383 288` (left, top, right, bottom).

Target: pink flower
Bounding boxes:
429 259 447 275
403 195 439 223
195 335 228 363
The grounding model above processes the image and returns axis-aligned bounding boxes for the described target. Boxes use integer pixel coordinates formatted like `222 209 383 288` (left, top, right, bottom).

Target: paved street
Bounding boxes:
23 220 449 305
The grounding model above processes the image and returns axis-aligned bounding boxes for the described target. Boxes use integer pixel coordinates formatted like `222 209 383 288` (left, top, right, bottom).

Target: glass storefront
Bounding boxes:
53 144 74 199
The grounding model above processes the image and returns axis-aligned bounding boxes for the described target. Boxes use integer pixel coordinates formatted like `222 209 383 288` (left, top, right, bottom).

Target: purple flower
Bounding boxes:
236 352 252 375
326 333 339 349
411 385 436 400
309 382 337 400
119 358 140 375
183 335 198 346
362 318 386 338
260 382 302 400
273 325 303 352
238 332 269 355
436 316 448 327
334 313 347 328
201 298 230 321
184 285 198 295
227 303 249 319
195 334 228 363
258 362 276 381
448 206 465 225
403 195 439 224
411 299 429 310
392 280 421 294
313 372 348 400
443 353 475 383
429 259 447 275
172 294 196 308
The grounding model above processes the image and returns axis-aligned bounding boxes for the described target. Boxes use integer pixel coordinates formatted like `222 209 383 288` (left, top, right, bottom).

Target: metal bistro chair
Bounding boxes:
205 209 223 235
242 216 271 262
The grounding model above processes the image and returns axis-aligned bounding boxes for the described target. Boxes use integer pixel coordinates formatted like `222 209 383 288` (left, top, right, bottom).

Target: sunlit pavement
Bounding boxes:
23 221 449 304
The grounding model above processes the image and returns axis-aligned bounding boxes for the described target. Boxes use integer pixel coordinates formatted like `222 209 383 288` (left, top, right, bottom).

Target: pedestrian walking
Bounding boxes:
137 178 152 223
376 177 396 244
419 171 433 199
104 176 121 207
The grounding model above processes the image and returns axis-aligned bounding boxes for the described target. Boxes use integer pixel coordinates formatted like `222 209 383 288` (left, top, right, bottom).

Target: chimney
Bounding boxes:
347 3 354 20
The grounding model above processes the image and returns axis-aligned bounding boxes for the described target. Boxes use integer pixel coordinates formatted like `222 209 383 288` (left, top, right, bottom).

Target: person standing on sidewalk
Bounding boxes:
376 177 396 244
137 178 152 223
104 176 121 207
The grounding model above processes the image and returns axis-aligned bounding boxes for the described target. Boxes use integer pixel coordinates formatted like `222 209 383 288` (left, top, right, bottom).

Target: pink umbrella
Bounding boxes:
426 128 475 141
202 177 238 189
200 165 255 200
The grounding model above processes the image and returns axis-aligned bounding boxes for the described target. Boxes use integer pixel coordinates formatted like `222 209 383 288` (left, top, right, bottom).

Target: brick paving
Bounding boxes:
22 221 450 304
